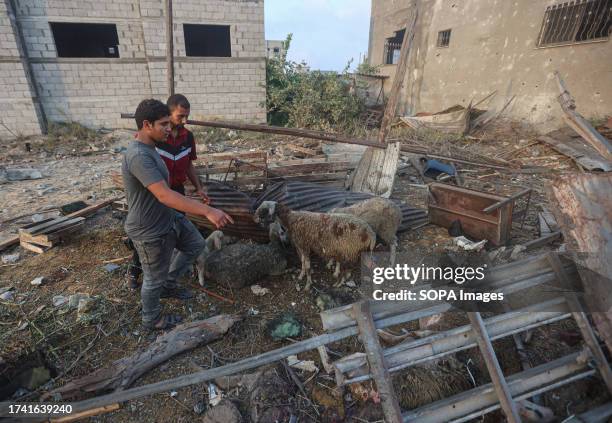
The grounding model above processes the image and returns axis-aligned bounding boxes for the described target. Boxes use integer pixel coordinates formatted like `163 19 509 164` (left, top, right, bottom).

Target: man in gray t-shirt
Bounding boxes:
122 99 233 330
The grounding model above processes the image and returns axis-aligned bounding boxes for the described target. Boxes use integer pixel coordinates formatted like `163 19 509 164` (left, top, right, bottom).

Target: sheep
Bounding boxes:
254 201 376 291
195 230 225 287
200 221 288 290
330 197 402 265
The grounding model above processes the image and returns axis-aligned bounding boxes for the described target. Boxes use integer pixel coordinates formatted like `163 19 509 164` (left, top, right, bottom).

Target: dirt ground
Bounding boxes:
1 121 610 422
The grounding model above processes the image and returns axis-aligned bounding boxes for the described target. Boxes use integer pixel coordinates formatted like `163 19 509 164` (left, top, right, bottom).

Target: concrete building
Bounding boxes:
0 0 266 138
367 0 611 130
265 39 285 59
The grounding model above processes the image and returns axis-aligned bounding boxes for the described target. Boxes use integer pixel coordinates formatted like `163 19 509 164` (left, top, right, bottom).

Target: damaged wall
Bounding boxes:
368 0 612 130
0 0 265 137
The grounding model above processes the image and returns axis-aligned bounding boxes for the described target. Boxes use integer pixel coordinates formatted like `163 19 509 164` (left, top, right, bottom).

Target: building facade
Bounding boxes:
0 0 266 138
368 0 611 130
265 39 285 59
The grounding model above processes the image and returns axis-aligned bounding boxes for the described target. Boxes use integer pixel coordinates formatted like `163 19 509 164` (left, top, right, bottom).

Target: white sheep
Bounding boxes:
330 197 402 265
254 201 376 291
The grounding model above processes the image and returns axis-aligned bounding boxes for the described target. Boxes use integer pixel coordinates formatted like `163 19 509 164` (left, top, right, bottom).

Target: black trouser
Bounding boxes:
127 184 186 280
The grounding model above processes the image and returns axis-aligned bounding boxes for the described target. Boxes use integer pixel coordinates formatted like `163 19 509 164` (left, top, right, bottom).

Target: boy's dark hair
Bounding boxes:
134 99 170 130
167 94 190 111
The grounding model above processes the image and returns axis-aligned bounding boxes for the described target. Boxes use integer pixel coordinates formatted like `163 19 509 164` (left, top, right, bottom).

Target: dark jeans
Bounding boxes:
127 184 186 280
132 214 204 324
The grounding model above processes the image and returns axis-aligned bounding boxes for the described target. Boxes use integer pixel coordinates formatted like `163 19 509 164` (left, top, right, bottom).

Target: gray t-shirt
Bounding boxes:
122 140 176 241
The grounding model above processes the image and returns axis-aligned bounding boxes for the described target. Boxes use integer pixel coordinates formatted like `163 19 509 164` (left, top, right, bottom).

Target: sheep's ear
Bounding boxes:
213 233 223 250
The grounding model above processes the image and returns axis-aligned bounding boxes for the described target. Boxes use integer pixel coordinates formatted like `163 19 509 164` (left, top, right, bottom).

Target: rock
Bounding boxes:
36 187 56 196
1 253 20 264
6 168 43 181
30 277 45 286
249 369 293 423
250 285 270 296
77 297 96 318
510 244 527 260
68 293 89 308
0 290 15 301
0 166 7 184
103 263 120 273
31 214 45 223
267 313 302 341
208 383 221 406
453 236 487 252
52 295 68 307
202 399 241 423
170 391 178 398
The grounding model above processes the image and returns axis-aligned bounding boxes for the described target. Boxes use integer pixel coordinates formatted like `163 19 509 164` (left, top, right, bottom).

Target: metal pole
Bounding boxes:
165 0 174 97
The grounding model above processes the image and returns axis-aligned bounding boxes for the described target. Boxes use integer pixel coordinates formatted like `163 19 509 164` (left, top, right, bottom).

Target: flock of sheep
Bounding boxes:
195 197 402 292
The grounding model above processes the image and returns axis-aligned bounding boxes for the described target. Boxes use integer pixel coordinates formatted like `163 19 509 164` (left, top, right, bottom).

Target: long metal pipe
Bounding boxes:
165 0 174 97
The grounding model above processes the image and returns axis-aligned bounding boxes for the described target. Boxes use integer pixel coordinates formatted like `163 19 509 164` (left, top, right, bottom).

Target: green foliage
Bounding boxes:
265 34 365 132
356 61 381 75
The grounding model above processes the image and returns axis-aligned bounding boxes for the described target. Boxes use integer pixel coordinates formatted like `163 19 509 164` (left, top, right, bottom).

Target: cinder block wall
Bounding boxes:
2 0 265 137
0 1 43 138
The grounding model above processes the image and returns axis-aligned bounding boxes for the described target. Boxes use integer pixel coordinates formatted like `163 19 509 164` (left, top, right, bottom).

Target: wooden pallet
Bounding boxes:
19 216 85 253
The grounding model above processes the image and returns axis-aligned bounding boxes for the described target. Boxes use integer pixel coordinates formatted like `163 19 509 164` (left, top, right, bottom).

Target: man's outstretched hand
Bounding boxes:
206 207 234 229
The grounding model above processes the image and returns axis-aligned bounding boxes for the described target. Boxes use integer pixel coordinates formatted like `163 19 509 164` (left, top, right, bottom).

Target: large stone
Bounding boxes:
202 399 242 423
6 168 43 181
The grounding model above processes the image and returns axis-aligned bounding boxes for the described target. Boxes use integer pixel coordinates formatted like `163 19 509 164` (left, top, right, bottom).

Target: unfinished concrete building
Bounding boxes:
367 0 611 129
0 0 266 138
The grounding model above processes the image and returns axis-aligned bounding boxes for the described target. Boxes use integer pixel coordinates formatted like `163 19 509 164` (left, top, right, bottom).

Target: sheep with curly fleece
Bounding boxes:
254 201 376 291
330 197 402 265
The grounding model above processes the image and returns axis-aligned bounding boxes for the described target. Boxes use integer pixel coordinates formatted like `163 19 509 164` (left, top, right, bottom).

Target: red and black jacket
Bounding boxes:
155 127 197 191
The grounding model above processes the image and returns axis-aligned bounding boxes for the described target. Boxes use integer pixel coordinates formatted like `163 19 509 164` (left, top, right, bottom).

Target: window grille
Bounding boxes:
537 0 610 47
437 29 451 47
383 28 405 64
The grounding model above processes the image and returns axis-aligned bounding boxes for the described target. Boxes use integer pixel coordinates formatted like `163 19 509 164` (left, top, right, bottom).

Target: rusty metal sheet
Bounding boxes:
428 182 513 246
191 181 427 241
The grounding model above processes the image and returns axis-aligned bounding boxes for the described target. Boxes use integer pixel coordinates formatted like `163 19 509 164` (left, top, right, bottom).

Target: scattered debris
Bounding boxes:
52 295 68 307
103 263 121 273
286 355 319 373
401 104 472 135
249 368 295 423
193 400 207 415
1 253 20 264
207 383 221 406
250 285 270 296
267 313 302 340
68 293 90 308
316 293 339 312
3 168 44 182
30 276 45 286
311 383 346 420
453 236 487 252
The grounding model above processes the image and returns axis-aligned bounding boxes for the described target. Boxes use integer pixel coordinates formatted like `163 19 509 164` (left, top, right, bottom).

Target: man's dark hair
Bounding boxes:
134 99 170 130
167 94 191 111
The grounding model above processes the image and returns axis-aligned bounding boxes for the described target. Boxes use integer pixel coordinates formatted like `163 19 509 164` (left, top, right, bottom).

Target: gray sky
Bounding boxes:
264 0 371 72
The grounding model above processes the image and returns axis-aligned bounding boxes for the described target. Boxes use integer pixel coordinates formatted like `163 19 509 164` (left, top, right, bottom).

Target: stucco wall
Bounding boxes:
369 0 612 130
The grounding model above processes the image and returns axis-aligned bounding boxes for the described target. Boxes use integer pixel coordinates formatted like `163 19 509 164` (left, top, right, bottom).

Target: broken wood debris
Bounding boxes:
19 216 85 254
538 128 612 172
555 71 612 160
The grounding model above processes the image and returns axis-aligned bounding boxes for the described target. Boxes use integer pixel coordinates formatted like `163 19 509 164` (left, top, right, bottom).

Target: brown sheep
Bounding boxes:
254 201 376 291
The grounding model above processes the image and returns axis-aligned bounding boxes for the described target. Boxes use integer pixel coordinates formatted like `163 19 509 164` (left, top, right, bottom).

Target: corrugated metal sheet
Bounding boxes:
190 181 427 240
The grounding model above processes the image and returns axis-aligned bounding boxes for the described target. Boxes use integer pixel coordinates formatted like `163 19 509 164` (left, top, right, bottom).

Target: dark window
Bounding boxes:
383 28 404 64
537 0 610 47
183 24 231 57
273 47 280 53
437 29 452 47
50 22 119 58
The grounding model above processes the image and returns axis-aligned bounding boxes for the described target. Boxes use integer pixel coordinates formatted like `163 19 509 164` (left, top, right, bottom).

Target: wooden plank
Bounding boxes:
467 312 522 423
20 216 71 235
34 217 84 236
19 232 53 247
19 217 56 230
284 143 318 156
522 231 562 251
50 404 120 422
378 8 418 143
353 300 404 422
375 141 401 198
546 253 612 394
20 240 47 254
482 188 531 214
555 71 612 160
